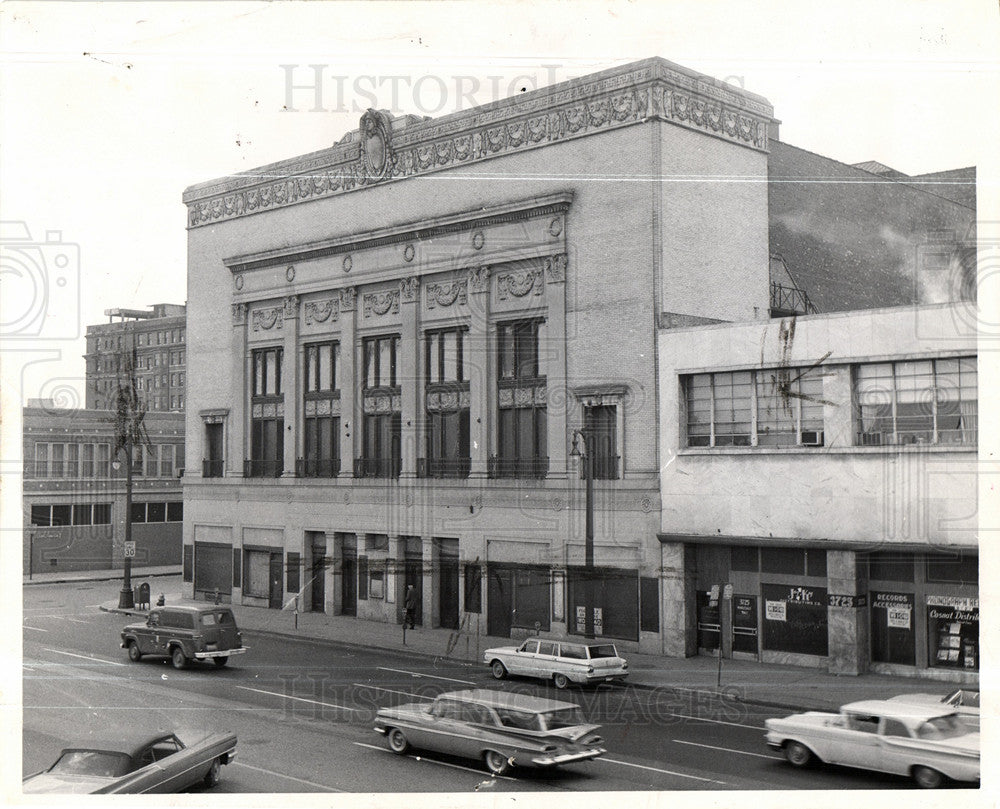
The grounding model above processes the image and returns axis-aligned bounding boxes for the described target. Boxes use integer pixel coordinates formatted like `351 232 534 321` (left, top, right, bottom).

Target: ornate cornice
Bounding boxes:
186 58 773 229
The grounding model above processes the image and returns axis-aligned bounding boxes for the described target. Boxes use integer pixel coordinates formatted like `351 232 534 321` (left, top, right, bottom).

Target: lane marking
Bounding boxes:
235 685 366 713
42 649 125 666
233 761 347 792
23 626 48 633
672 739 782 760
352 683 434 701
649 711 763 731
353 742 517 781
377 666 475 685
596 756 728 785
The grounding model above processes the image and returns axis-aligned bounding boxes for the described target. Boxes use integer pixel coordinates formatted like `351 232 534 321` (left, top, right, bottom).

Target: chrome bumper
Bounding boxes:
531 747 605 766
193 646 248 659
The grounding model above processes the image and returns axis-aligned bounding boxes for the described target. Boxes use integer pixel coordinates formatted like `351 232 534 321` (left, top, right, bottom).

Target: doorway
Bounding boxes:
310 533 327 613
268 553 283 609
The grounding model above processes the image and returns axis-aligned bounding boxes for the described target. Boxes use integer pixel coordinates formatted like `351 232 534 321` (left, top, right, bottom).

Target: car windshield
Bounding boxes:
540 706 585 730
915 715 969 740
50 750 131 777
948 690 979 708
588 645 618 659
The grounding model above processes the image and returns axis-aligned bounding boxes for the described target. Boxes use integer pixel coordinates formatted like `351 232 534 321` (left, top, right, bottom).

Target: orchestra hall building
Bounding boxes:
181 57 976 679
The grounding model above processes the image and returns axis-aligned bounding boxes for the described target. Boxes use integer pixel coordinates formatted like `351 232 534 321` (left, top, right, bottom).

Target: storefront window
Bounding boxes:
927 596 978 671
870 591 916 665
762 583 828 656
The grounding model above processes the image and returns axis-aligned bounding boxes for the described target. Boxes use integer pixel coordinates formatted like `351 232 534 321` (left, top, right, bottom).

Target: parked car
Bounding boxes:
22 729 237 794
765 699 980 788
374 689 606 775
484 638 628 688
121 605 247 669
889 689 980 730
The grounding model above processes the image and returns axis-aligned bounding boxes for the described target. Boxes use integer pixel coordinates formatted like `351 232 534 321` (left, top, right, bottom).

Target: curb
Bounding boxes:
98 604 822 714
25 570 181 587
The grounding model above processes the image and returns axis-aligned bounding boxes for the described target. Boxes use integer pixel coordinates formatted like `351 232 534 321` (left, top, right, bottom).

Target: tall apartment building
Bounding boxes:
179 57 975 668
85 303 187 412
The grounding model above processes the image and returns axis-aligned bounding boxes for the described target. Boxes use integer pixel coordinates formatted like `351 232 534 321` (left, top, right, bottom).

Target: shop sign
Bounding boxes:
926 595 978 611
575 605 586 634
765 600 786 622
827 594 866 608
593 607 603 636
887 608 911 629
734 596 755 618
872 592 912 609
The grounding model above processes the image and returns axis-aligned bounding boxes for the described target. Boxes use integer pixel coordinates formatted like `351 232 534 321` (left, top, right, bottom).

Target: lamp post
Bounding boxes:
117 428 135 609
569 428 595 639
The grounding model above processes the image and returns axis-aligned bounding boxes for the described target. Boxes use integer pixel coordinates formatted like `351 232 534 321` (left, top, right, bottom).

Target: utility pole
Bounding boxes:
570 428 595 639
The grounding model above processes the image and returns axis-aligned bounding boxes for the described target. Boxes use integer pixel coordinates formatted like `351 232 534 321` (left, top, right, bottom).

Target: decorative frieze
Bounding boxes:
252 402 285 418
363 289 400 318
497 268 543 300
305 398 342 417
425 280 468 310
304 298 339 325
426 390 472 411
185 59 773 228
252 306 283 331
399 276 420 303
498 385 546 408
340 287 357 312
363 393 402 414
544 253 568 283
468 265 491 294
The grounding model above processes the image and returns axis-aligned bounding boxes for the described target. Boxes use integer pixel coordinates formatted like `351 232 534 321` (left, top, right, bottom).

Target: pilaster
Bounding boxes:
338 288 357 477
827 549 869 675
230 303 248 477
281 295 300 477
399 277 421 478
467 265 491 478
544 253 569 479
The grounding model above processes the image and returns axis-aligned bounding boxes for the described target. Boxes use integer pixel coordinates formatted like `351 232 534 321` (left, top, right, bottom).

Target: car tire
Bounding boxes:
784 741 813 768
171 647 188 670
213 656 229 668
483 749 511 776
491 661 508 680
913 766 943 789
387 728 409 754
126 641 142 662
553 673 570 690
203 758 221 788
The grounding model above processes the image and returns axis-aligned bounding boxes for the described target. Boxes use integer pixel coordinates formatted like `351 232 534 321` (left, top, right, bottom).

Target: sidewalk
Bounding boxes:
32 566 951 713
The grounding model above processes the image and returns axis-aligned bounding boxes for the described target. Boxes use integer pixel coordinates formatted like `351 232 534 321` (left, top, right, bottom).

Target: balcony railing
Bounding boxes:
354 457 401 479
578 455 620 480
244 459 283 478
770 281 818 316
417 457 471 479
487 456 549 479
297 457 341 478
202 459 224 478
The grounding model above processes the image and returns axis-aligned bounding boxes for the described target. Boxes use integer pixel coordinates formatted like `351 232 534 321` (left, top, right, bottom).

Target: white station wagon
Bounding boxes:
765 699 980 788
484 638 629 689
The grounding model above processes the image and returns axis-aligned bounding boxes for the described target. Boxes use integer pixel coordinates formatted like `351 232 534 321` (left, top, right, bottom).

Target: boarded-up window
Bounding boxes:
640 577 659 633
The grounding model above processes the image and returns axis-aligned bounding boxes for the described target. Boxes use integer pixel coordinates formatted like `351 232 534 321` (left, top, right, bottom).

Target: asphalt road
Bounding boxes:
22 579 936 793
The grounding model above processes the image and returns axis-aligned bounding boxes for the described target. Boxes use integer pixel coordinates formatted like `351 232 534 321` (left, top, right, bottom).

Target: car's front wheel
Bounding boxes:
213 656 229 668
491 661 508 680
483 749 511 776
171 647 188 670
553 673 570 690
784 741 813 768
912 766 943 789
203 758 221 788
387 728 409 754
126 641 142 662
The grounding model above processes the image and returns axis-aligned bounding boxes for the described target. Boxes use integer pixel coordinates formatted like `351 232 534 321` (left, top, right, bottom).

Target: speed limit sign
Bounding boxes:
123 541 136 558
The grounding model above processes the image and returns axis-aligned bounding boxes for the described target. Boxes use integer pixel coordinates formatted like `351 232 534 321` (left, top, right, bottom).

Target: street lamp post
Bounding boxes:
570 429 595 639
117 428 135 609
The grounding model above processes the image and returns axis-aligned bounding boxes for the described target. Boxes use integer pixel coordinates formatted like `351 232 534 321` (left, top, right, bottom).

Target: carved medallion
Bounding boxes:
234 274 245 291
472 230 485 251
285 265 296 282
363 289 400 318
360 109 394 184
305 298 339 324
252 307 282 331
342 254 353 273
497 269 542 300
425 280 468 309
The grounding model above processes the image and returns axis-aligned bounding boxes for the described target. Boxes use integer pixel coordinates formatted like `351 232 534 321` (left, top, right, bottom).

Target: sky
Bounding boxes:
1 0 997 412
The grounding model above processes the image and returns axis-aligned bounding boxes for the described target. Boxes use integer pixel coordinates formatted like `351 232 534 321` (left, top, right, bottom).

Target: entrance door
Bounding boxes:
341 549 357 616
310 535 326 613
404 562 423 627
696 590 721 652
732 594 759 655
488 566 513 637
268 553 283 609
439 560 459 630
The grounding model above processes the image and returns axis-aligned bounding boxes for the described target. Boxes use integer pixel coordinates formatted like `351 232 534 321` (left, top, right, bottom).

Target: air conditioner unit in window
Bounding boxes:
800 430 824 447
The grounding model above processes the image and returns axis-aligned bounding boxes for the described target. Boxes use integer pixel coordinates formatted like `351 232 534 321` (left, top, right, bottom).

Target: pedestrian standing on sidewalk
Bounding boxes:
404 584 417 629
